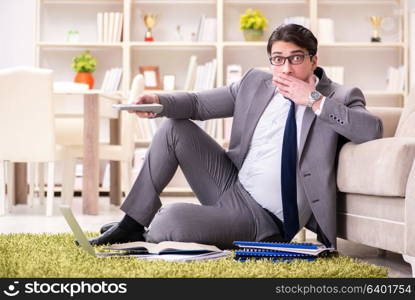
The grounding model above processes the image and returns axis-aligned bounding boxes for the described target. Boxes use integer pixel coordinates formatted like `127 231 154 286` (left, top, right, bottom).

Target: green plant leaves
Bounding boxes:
71 50 97 73
240 8 268 31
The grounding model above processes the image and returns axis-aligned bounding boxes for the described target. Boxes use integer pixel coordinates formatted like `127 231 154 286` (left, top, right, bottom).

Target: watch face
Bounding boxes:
311 90 321 100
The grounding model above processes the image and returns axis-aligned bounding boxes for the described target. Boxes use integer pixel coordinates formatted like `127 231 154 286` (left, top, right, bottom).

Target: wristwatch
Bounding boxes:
307 90 322 108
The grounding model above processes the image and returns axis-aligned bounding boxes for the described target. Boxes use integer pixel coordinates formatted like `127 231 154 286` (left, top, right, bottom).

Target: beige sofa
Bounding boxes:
336 101 415 277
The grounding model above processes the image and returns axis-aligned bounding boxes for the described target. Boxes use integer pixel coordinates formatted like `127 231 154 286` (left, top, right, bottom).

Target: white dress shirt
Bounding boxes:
238 75 324 229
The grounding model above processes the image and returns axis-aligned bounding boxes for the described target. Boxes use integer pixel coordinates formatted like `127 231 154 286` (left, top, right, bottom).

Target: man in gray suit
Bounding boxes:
89 24 382 249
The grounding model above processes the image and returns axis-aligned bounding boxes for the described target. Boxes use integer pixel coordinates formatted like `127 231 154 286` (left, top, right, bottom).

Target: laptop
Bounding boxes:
60 205 130 258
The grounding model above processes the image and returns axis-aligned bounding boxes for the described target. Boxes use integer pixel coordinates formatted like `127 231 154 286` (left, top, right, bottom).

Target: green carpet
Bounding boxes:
0 233 387 278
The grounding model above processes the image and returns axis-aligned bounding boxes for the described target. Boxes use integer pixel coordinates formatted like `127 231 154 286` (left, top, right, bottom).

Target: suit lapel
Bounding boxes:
238 78 276 167
298 67 335 162
298 107 316 161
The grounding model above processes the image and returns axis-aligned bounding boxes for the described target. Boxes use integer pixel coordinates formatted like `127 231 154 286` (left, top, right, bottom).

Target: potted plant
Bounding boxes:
240 9 268 42
71 50 97 89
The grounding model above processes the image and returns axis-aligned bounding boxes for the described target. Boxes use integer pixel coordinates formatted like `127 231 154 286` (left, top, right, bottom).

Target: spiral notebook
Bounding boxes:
233 241 335 262
234 249 317 262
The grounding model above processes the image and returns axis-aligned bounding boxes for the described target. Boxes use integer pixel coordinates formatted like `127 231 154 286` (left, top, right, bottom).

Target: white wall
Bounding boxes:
0 0 36 68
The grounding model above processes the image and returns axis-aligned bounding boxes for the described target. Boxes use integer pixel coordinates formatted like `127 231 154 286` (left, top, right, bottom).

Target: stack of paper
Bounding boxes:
97 12 123 43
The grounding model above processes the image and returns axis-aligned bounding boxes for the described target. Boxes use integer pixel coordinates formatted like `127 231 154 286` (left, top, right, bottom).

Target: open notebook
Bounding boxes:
60 205 230 261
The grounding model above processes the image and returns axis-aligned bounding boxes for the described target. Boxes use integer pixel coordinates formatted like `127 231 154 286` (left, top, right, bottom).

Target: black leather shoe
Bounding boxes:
88 224 144 246
100 222 119 234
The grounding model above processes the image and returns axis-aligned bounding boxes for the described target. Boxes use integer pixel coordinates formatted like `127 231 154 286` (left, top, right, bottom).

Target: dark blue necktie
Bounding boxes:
281 99 299 241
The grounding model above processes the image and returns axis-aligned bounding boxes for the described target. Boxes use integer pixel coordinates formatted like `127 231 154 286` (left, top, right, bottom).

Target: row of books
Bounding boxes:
195 59 217 91
283 16 310 29
97 12 123 43
283 16 335 43
100 68 123 92
184 56 217 91
196 15 217 42
386 65 405 92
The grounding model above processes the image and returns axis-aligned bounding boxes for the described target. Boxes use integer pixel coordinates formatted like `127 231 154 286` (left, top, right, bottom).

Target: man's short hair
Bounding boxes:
267 24 318 57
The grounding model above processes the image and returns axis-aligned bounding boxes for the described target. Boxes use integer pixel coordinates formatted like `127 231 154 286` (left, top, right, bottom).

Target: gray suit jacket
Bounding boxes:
157 67 383 247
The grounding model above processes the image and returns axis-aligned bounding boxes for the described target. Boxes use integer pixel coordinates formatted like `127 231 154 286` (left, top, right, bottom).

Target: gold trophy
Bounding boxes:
143 13 158 42
370 16 383 42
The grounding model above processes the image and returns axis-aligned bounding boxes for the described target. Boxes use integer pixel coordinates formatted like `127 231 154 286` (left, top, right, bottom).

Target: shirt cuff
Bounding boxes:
314 96 326 116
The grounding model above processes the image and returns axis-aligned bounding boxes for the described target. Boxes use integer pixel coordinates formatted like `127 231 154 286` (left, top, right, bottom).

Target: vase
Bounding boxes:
243 29 264 41
74 72 94 89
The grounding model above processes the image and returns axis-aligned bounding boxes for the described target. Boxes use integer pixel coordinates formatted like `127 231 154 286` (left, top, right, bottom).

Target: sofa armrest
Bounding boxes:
337 137 415 197
367 106 402 138
405 162 415 255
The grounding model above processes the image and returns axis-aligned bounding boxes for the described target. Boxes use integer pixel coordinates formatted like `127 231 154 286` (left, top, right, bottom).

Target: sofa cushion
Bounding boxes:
337 138 415 197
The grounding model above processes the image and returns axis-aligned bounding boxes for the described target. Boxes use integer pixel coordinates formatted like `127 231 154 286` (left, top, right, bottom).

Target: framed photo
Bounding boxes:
139 66 161 90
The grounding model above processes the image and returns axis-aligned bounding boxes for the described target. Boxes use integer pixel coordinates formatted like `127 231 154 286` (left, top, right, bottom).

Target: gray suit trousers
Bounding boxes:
120 119 283 249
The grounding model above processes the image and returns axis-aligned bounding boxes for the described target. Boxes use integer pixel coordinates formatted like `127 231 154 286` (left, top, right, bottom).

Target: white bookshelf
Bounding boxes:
34 0 409 195
35 0 409 135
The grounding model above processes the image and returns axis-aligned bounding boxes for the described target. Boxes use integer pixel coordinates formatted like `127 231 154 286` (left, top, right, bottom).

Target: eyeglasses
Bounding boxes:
269 54 313 66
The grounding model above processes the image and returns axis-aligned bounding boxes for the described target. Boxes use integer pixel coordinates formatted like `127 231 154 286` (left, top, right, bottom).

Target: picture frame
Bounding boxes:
139 66 161 90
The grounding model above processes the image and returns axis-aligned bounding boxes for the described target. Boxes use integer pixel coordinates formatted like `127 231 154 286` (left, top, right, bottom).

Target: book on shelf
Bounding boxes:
207 59 217 89
101 68 123 92
108 12 114 43
97 12 123 43
97 12 103 42
386 65 405 92
195 14 206 42
194 58 217 91
184 55 198 91
196 15 217 42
